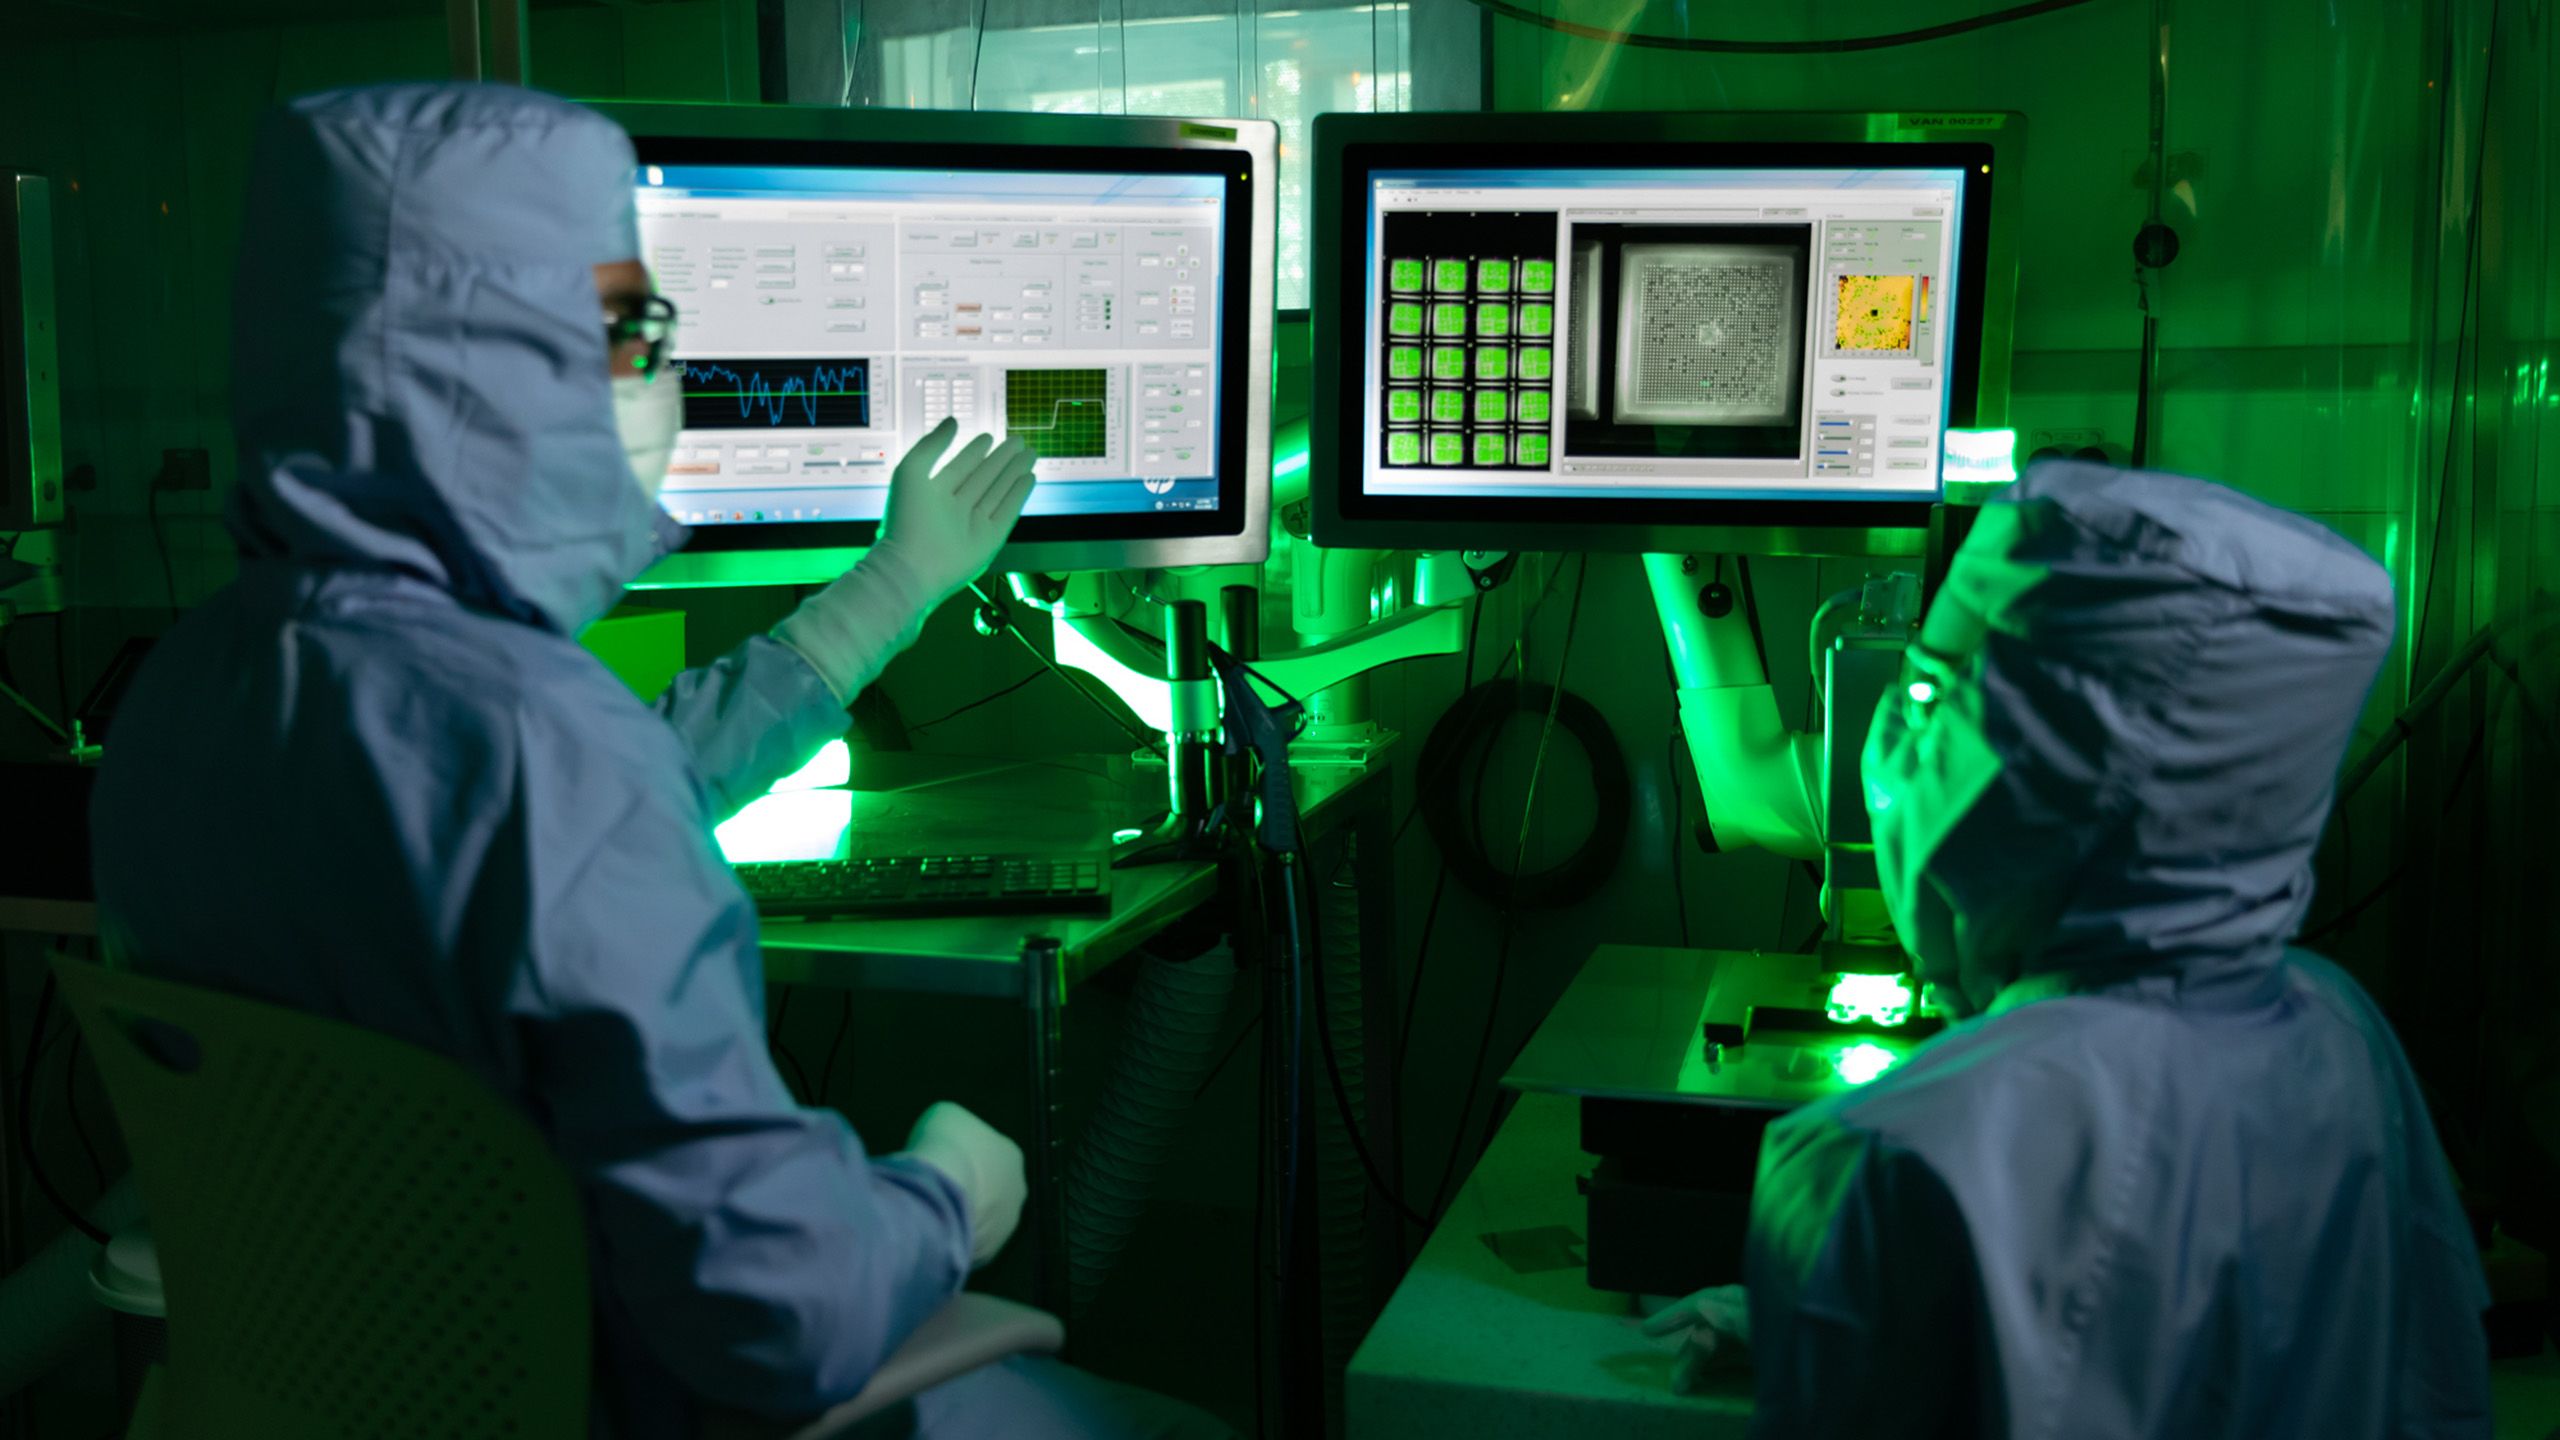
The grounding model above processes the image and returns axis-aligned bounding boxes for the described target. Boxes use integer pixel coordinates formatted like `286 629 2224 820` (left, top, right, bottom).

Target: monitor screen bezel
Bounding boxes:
1310 112 2019 557
596 104 1276 583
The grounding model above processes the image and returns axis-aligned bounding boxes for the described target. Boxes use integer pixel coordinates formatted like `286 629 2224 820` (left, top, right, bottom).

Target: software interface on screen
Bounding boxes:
1362 166 1966 505
634 163 1227 528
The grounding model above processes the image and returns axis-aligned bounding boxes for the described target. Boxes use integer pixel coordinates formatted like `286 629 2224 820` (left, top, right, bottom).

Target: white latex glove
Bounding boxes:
904 1101 1027 1270
771 419 1039 704
1642 1284 1751 1394
877 417 1038 601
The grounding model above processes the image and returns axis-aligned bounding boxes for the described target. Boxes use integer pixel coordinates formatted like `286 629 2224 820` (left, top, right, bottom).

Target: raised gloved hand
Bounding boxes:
771 418 1039 704
1642 1284 1751 1394
903 1101 1027 1269
876 418 1038 603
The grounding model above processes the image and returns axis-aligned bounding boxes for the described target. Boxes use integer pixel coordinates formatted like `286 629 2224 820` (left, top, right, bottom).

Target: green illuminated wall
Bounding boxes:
0 0 754 620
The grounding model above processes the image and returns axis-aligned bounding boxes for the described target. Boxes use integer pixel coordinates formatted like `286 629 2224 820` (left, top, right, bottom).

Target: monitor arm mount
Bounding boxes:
1645 552 1824 861
1025 418 1472 755
1649 549 1932 1041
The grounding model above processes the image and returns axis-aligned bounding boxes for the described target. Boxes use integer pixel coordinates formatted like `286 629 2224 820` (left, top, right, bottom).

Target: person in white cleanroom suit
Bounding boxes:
90 83 1227 1440
1648 463 2493 1438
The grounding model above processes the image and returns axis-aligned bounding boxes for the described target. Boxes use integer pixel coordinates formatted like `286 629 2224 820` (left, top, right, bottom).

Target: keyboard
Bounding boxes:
737 852 1112 920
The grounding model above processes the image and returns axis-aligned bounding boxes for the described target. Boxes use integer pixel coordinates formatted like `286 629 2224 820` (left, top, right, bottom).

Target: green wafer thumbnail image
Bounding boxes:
1386 432 1423 466
1429 431 1466 465
1474 347 1510 381
1472 389 1510 424
1520 259 1556 293
1517 346 1553 381
1389 258 1426 293
1386 389 1424 424
1387 345 1423 380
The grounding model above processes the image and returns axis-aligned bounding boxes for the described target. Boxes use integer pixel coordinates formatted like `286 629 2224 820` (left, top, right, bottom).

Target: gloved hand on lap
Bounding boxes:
1643 1283 1751 1394
772 418 1038 704
902 1100 1028 1269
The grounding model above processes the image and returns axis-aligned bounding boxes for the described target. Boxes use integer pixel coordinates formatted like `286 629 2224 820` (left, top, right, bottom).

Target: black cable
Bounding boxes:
906 669 1046 734
766 988 817 1105
1110 617 1309 717
1250 964 1268 1440
1455 0 2101 53
1192 1004 1263 1100
2409 0 2505 663
1391 561 1557 852
1394 869 1449 1088
1428 555 1590 1220
51 610 73 730
967 0 990 109
15 976 111 1246
64 1032 108 1194
818 994 853 1105
969 582 1167 759
1290 861 1434 1231
1392 600 1485 1106
1427 928 1513 1221
2304 709 2493 945
1415 676 1629 910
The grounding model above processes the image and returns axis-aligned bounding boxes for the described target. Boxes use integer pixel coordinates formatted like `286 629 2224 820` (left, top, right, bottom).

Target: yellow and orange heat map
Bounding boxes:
1835 274 1916 352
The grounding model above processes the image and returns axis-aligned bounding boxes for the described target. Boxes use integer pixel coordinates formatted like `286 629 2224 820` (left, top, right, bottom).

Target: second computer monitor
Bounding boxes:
1310 112 2019 556
596 105 1278 585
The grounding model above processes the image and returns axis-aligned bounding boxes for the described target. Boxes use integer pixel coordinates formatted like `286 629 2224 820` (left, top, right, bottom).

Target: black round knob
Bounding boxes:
2134 221 2181 270
1698 583 1735 619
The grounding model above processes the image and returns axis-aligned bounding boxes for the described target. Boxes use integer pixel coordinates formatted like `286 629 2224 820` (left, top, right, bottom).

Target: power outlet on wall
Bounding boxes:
2028 428 2105 455
2025 429 2129 465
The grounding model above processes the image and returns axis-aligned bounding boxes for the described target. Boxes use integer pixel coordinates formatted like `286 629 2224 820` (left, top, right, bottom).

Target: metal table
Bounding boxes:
1347 1086 1751 1439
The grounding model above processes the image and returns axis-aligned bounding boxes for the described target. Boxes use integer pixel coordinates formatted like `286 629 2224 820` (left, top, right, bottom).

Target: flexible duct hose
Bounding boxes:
1314 838 1374 1438
1063 947 1240 1316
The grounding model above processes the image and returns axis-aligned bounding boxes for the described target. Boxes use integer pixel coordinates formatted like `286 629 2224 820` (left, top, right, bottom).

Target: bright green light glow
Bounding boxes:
1907 680 1937 705
1274 444 1309 479
1835 1042 1897 1085
1943 427 2019 484
1113 826 1145 844
715 789 852 864
1826 972 1916 1027
768 738 851 794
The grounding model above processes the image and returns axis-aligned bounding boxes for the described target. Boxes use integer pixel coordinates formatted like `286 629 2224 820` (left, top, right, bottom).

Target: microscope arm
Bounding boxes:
1644 552 1823 861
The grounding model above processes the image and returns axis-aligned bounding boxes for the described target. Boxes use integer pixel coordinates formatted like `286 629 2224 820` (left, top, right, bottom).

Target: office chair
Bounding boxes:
52 955 1060 1439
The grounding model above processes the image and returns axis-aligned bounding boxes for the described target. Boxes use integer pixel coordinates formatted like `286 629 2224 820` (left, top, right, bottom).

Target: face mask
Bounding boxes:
1863 643 2006 1014
612 371 682 504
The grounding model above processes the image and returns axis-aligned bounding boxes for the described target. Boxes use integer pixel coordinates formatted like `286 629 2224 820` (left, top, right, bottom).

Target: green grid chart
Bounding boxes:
1380 246 1556 473
1004 368 1109 460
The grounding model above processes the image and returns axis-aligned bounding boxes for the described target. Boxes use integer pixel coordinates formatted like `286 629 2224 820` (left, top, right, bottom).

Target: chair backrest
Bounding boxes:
52 955 591 1440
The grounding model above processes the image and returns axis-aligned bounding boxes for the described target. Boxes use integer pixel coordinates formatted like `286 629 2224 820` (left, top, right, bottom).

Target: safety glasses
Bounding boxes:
604 294 679 381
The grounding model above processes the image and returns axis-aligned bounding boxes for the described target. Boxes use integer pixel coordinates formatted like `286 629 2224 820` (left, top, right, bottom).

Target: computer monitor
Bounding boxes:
1310 112 2020 556
593 104 1278 586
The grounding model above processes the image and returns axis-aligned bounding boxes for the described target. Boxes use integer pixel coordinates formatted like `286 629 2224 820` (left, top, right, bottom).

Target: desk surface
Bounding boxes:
737 751 1383 996
1348 1089 1750 1440
2 752 1387 999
